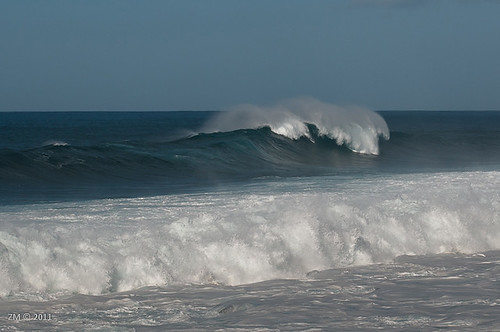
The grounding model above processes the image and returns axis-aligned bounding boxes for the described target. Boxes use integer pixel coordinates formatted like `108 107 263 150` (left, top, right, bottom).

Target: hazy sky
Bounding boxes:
1 0 499 111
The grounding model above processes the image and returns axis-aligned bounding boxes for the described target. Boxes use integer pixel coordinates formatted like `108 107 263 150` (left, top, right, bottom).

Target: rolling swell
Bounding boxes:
0 100 390 201
0 125 371 189
4 109 500 202
379 111 500 170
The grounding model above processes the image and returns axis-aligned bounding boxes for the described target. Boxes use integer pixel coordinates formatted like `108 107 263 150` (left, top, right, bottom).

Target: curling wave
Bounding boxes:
202 98 390 155
0 102 390 197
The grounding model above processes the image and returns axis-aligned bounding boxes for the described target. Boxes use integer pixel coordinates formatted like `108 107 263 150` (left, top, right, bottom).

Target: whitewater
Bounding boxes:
1 100 500 330
202 98 390 154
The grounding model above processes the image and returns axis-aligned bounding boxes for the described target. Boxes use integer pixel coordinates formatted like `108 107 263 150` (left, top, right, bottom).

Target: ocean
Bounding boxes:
1 100 500 330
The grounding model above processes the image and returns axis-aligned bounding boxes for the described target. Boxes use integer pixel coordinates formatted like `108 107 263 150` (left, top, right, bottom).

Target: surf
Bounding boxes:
202 97 390 155
0 100 391 201
1 171 499 297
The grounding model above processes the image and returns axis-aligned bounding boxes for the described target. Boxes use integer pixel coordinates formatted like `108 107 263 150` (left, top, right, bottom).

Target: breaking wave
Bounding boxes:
0 171 499 297
203 98 390 155
0 100 390 196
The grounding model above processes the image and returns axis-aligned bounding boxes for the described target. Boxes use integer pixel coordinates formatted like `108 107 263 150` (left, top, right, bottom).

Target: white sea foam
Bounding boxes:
202 98 390 155
42 140 69 147
0 171 499 297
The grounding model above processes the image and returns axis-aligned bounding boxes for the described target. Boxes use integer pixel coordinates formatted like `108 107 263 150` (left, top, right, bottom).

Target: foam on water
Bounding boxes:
0 171 499 297
42 140 69 147
1 250 499 330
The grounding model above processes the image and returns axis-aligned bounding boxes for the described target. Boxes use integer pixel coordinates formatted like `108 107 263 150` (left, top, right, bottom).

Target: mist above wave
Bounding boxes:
202 98 390 155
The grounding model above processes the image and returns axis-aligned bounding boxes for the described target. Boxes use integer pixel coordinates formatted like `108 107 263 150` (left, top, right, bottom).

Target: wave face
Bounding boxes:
0 126 380 189
202 98 389 155
2 109 500 203
1 171 499 296
0 103 390 201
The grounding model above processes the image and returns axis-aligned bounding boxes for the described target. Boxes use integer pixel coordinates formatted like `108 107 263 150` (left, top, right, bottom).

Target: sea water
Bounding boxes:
1 100 500 330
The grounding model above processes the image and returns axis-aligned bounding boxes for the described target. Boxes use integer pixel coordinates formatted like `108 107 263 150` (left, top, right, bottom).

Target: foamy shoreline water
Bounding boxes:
1 250 498 330
1 171 499 298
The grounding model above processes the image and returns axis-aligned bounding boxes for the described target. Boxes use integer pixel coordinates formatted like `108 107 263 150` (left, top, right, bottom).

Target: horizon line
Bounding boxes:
2 109 500 113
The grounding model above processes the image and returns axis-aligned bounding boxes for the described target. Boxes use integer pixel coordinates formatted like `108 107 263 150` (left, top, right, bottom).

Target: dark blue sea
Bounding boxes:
1 101 500 330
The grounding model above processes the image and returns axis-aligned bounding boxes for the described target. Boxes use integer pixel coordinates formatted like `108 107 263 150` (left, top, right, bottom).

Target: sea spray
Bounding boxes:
202 97 390 154
1 171 499 296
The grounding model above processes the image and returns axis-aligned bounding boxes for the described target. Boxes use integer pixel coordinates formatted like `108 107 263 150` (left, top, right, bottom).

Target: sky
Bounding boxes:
1 0 499 111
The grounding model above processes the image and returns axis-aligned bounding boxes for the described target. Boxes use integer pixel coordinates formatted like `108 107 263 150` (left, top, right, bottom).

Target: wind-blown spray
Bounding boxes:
203 98 389 155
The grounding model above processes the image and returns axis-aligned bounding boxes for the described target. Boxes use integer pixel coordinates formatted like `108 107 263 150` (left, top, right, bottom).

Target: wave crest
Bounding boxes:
202 98 390 155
